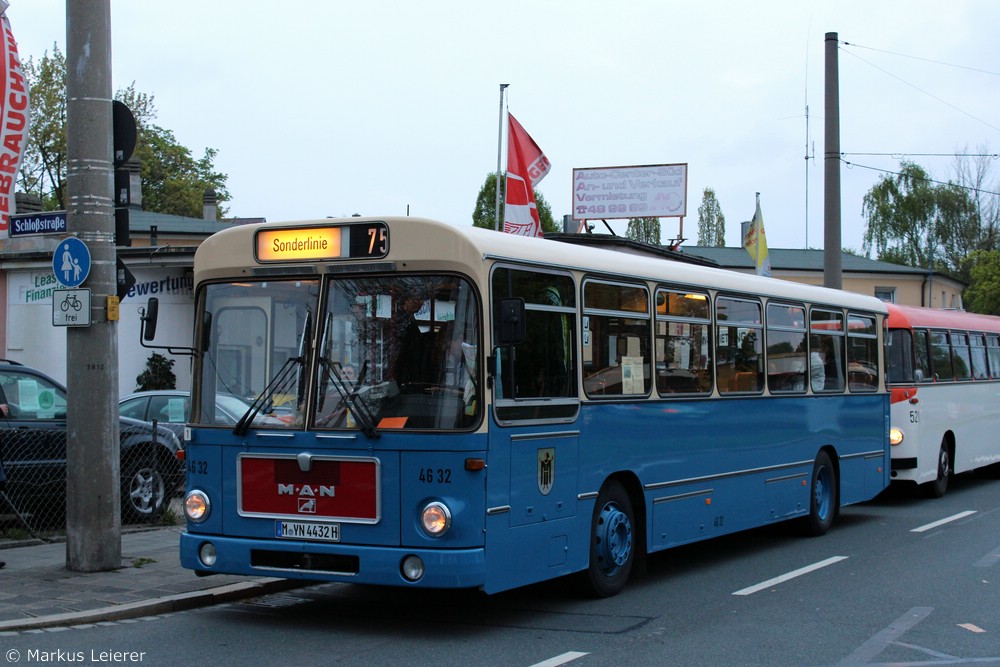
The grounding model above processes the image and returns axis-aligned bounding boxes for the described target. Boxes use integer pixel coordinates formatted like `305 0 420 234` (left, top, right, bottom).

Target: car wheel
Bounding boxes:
121 452 167 523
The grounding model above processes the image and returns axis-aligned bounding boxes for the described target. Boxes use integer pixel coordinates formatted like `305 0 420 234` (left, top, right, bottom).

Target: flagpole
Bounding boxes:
495 83 509 231
755 192 760 273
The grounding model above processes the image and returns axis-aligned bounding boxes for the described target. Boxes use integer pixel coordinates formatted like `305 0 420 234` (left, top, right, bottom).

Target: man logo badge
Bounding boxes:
537 448 555 495
298 497 317 513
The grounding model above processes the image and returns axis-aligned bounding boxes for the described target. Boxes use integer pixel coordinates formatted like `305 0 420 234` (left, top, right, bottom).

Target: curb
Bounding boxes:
0 578 305 633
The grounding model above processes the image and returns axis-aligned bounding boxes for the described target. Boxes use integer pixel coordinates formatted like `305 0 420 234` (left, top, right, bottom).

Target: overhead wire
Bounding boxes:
837 45 1000 133
839 158 1000 197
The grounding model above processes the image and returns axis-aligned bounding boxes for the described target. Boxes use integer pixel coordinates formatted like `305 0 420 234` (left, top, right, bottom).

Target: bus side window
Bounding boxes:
913 330 932 382
491 267 578 418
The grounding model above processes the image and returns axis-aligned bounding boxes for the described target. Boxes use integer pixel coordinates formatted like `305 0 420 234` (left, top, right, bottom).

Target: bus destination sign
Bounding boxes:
255 221 389 263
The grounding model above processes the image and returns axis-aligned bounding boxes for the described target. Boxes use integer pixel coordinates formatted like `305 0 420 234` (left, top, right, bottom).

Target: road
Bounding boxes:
2 474 999 667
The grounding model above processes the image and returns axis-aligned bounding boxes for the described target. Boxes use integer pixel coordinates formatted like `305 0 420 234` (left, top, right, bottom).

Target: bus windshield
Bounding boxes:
195 274 480 431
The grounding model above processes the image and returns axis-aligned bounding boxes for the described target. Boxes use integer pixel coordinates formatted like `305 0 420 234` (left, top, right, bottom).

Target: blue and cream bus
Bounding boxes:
152 216 889 596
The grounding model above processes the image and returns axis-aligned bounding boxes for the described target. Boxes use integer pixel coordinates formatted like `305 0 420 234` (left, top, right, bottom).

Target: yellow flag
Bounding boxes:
743 198 771 277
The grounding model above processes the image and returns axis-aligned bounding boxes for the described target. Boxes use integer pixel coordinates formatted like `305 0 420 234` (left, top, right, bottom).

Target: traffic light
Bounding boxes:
113 101 136 247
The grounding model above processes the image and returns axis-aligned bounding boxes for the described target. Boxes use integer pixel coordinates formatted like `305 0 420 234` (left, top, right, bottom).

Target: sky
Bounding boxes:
9 1 1000 253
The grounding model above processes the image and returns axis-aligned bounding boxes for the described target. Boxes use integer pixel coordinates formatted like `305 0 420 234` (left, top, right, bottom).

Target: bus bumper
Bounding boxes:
180 532 486 590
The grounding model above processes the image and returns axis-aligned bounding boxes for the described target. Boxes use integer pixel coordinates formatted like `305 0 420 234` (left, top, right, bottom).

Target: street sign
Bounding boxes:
9 211 68 237
52 238 91 288
52 288 91 327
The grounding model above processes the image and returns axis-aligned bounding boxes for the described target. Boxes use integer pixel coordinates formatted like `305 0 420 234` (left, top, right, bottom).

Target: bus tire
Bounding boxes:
583 479 635 597
805 451 837 536
925 441 950 498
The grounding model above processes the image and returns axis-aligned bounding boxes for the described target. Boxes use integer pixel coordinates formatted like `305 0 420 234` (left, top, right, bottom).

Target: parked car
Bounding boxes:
118 389 285 442
0 360 183 525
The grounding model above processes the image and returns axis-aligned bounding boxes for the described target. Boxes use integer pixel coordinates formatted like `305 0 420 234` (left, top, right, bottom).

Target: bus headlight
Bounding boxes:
185 489 211 522
420 501 452 537
889 427 904 446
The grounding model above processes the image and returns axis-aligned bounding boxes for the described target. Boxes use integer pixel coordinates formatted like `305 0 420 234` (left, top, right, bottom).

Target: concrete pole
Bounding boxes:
823 32 843 289
65 0 121 571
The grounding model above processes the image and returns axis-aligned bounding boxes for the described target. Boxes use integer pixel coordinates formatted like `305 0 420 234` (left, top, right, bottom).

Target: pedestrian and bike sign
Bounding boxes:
52 237 91 288
52 288 91 327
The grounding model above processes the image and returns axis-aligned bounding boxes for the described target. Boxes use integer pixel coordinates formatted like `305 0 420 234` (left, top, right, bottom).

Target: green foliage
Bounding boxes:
963 250 1000 315
20 45 67 210
135 353 176 391
862 162 940 269
861 161 980 283
472 172 557 233
19 46 229 218
696 187 726 246
626 217 661 244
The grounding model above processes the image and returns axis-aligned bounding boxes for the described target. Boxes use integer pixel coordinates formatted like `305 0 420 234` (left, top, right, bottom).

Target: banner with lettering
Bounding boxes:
503 114 550 237
0 2 29 240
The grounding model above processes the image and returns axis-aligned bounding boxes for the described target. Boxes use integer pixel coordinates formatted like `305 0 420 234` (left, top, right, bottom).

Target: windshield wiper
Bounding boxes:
322 358 380 439
234 307 312 436
233 355 302 436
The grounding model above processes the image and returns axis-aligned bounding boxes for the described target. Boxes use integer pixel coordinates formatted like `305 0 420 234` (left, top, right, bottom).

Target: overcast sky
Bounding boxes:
10 1 1000 253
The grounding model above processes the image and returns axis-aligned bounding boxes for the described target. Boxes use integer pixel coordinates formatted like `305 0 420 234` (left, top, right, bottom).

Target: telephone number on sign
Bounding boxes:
575 203 648 216
276 520 341 542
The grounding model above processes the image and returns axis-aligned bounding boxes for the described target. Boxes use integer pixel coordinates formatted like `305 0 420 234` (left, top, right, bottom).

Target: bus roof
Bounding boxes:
196 216 888 314
886 303 1000 333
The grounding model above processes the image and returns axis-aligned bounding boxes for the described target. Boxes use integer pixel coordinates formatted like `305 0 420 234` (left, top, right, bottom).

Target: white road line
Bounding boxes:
974 545 1000 568
837 607 934 665
732 556 848 596
529 652 589 667
911 510 977 533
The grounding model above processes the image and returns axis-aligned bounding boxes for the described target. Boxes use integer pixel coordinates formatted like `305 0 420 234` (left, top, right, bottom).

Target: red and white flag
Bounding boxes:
503 114 550 237
0 2 29 240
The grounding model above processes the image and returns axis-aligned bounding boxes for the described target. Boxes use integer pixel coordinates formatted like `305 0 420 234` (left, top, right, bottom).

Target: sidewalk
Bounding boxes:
0 525 303 632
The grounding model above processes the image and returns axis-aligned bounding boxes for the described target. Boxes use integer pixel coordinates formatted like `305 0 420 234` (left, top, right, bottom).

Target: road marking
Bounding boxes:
836 606 933 665
732 556 848 596
959 623 987 633
911 510 977 533
529 652 589 667
974 544 1000 568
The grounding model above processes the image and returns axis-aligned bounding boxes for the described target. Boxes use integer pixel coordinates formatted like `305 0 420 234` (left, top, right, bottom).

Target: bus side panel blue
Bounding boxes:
576 394 888 553
483 420 589 594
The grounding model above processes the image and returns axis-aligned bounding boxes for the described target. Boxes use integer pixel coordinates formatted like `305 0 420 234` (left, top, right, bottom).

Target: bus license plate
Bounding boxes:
276 520 340 542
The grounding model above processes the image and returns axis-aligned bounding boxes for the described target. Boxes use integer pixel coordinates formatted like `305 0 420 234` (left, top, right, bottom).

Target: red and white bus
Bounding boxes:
886 303 1000 496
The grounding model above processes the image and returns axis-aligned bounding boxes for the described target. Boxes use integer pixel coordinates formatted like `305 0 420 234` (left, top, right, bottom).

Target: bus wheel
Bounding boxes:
584 480 635 597
805 451 837 536
926 442 950 498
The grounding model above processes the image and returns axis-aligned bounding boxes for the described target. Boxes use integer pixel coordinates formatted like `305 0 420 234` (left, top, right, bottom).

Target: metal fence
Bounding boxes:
0 426 184 543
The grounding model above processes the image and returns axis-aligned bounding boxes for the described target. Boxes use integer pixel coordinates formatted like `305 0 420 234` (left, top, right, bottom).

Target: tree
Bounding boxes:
963 250 1000 315
862 160 983 284
20 45 66 210
696 187 726 246
862 162 942 270
472 171 558 233
626 217 661 245
19 46 230 218
952 144 1000 252
135 353 176 391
